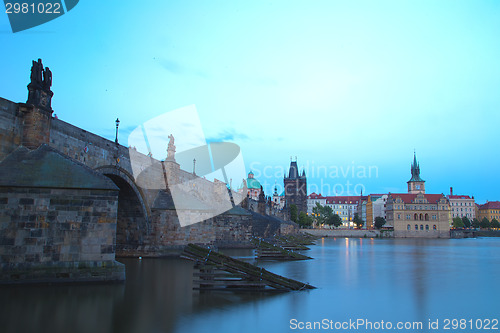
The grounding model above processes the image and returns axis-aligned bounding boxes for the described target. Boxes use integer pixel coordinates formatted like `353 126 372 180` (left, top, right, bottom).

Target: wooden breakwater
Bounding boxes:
251 233 319 260
274 233 319 249
181 243 316 292
252 238 312 260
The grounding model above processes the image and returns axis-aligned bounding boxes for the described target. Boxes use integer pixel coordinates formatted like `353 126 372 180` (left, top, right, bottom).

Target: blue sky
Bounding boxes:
1 1 500 203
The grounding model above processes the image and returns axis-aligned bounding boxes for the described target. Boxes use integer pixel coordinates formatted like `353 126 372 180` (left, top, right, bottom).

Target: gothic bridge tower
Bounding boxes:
284 157 307 213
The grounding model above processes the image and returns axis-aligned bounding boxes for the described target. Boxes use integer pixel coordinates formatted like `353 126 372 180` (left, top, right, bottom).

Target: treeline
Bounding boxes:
452 216 500 229
290 203 378 229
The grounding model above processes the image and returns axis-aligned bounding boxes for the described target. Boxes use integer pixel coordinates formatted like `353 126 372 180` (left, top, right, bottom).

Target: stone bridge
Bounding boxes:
0 63 296 283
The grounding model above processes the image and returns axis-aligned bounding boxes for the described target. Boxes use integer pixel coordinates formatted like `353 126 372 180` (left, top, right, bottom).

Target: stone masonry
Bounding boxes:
0 145 125 283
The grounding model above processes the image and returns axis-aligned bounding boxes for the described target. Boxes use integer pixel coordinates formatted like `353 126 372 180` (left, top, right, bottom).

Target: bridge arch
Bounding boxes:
95 166 150 253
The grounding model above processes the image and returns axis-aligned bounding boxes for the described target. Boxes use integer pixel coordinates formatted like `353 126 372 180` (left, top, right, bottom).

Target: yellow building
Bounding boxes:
386 153 450 238
477 201 500 221
357 194 388 229
366 196 373 228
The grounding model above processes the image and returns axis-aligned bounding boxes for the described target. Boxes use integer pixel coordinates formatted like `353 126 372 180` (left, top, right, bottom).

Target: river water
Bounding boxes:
1 237 499 333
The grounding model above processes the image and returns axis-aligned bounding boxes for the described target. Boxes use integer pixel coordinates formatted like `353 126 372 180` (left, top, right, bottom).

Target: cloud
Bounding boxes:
206 128 249 143
158 58 210 79
159 59 184 74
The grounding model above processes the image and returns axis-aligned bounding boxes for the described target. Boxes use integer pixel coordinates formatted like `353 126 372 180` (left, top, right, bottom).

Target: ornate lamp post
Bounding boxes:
115 118 120 144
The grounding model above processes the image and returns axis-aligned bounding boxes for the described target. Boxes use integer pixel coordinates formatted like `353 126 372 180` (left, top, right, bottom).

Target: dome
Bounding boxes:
246 177 261 190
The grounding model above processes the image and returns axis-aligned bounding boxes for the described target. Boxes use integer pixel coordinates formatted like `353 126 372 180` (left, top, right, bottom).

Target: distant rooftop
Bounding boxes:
448 195 473 200
326 196 360 205
388 193 445 204
478 201 500 210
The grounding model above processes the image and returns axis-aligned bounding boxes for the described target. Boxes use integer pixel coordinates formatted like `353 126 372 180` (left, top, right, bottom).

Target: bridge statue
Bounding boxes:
43 67 52 90
30 59 43 86
27 58 53 110
166 134 176 161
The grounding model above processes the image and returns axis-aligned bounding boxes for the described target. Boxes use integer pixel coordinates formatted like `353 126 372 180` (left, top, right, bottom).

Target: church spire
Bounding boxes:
408 151 425 193
410 151 423 182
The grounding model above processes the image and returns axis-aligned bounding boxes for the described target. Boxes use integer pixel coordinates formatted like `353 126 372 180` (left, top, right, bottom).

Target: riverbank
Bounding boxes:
300 229 393 238
302 228 500 239
477 230 500 237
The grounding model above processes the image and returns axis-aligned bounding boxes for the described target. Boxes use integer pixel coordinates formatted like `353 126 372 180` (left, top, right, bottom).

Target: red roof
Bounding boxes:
308 194 363 204
325 196 360 204
388 193 445 204
308 192 325 199
478 201 500 210
448 195 472 200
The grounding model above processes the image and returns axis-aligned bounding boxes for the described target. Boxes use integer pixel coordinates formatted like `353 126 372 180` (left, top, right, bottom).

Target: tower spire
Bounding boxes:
411 151 421 180
408 151 425 193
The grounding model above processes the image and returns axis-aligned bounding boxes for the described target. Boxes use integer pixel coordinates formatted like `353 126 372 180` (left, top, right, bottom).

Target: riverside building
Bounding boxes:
386 153 451 238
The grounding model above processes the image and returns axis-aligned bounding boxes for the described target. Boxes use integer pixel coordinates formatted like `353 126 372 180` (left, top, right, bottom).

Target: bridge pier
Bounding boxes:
0 145 125 284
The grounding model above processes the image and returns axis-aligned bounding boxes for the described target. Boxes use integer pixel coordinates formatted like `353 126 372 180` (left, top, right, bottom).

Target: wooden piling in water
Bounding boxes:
181 244 316 292
252 238 313 260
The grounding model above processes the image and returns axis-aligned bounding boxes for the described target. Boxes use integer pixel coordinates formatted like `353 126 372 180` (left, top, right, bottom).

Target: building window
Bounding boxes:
425 213 429 221
414 213 418 220
407 224 411 230
415 224 418 230
433 225 437 230
420 224 424 230
398 214 401 219
425 225 429 231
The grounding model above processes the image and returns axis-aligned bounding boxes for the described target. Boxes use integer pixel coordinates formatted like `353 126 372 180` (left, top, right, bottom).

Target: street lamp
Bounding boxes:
115 118 120 144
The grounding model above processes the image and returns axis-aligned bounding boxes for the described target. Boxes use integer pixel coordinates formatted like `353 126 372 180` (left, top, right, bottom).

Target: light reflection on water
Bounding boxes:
0 237 499 333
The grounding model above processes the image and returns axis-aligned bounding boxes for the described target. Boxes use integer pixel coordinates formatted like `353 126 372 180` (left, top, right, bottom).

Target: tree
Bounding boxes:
491 218 500 229
312 202 334 227
298 211 313 228
472 218 480 229
480 217 490 229
374 216 386 229
462 216 471 228
330 214 343 228
452 217 464 229
322 206 335 226
353 213 364 229
290 204 298 223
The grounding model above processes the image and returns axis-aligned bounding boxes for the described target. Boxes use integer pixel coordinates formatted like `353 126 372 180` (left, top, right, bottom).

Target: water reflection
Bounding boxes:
0 283 124 333
112 258 194 333
1 238 499 333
